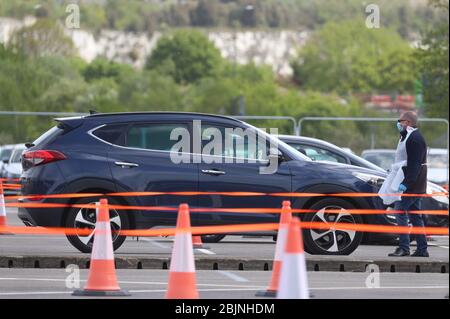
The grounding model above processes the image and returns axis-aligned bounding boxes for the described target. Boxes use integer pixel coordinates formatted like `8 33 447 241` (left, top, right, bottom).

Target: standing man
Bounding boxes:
388 111 429 257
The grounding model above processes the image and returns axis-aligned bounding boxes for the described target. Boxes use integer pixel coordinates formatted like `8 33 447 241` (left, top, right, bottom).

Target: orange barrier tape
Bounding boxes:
0 178 21 183
1 222 448 237
1 185 21 190
4 202 449 216
0 226 93 236
5 193 103 200
3 191 448 201
107 191 448 198
2 183 21 188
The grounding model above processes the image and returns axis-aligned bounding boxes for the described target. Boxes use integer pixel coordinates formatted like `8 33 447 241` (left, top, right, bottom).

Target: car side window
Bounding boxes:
127 123 188 151
291 143 347 163
201 124 268 161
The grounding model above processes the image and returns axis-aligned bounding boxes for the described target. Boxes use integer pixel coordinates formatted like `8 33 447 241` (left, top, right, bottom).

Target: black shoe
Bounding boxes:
411 250 429 257
388 248 410 257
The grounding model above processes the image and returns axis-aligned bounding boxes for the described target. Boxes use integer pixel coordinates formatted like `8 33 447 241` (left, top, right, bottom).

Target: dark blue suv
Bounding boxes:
19 112 389 255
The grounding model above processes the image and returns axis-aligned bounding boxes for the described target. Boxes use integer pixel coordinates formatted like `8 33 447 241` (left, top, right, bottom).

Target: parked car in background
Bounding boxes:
361 149 395 171
279 135 449 229
5 144 26 179
0 144 16 178
278 135 384 173
362 148 449 189
427 148 448 189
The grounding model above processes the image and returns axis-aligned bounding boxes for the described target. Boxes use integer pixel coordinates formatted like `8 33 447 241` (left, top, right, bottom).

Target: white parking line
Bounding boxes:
139 238 170 249
428 244 449 250
218 271 249 282
0 277 261 288
0 291 73 296
195 248 216 255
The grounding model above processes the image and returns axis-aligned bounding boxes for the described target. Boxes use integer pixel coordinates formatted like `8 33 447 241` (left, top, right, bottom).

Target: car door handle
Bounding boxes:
201 169 226 176
115 161 139 168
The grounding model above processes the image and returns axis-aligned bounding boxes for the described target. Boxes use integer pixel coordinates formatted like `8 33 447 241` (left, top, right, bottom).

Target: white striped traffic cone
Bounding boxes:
165 203 199 299
73 199 129 296
277 217 309 299
256 200 292 297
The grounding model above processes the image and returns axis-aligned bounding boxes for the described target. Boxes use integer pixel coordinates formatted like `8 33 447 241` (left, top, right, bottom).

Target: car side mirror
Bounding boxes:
268 148 285 163
2 159 8 164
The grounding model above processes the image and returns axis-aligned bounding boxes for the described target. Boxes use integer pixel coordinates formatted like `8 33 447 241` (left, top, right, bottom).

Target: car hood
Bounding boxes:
427 168 449 184
287 160 388 185
309 160 387 177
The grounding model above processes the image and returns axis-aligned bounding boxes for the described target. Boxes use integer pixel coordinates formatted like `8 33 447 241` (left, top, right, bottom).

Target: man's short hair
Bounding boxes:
400 111 418 127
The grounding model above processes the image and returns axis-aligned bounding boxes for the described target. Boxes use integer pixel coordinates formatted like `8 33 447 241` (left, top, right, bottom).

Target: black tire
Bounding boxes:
65 197 130 253
301 198 364 255
201 234 226 243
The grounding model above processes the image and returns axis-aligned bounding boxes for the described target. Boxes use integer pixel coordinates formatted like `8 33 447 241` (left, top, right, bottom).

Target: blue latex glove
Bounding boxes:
398 184 407 192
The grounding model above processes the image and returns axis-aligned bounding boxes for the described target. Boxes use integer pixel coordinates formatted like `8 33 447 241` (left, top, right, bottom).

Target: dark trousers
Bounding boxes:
394 197 428 252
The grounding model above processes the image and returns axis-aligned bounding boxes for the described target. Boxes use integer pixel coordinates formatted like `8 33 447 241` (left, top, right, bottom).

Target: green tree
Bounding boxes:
417 0 449 118
146 30 223 84
82 58 134 83
292 19 417 95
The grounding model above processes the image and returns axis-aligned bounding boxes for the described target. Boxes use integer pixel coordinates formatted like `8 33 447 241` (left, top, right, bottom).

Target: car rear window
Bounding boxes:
92 124 127 146
33 126 64 147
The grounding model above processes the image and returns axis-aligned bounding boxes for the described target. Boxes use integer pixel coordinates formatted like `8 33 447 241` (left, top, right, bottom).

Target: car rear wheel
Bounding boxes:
65 197 130 253
301 198 363 255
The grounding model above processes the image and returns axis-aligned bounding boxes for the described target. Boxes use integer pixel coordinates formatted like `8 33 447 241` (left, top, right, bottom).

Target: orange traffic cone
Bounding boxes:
256 200 292 297
192 235 209 249
0 181 12 235
277 217 309 299
73 199 129 296
165 203 199 299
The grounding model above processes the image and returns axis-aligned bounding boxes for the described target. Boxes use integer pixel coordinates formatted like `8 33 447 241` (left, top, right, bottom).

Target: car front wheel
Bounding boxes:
301 198 364 255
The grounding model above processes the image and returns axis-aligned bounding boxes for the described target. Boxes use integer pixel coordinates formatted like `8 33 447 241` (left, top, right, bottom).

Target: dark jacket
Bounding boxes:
400 129 428 194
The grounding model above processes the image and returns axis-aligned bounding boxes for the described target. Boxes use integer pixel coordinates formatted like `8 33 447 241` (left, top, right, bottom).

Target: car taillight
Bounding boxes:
22 150 66 167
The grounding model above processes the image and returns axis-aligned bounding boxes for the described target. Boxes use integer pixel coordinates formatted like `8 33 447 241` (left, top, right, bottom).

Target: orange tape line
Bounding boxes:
107 191 449 198
4 202 449 216
3 191 448 199
1 222 448 237
0 178 21 183
5 193 103 200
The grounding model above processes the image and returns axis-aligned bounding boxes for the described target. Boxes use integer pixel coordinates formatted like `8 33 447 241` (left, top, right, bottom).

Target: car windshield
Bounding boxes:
428 154 448 169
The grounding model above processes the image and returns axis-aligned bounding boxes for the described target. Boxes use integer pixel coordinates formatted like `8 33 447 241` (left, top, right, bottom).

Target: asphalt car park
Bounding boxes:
0 269 447 299
1 208 449 299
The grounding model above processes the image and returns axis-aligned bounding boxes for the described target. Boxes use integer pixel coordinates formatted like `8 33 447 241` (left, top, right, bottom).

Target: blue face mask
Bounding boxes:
397 122 404 132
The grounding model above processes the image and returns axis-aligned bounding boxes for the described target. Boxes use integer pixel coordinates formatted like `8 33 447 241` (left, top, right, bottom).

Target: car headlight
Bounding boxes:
427 182 449 206
352 172 385 187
